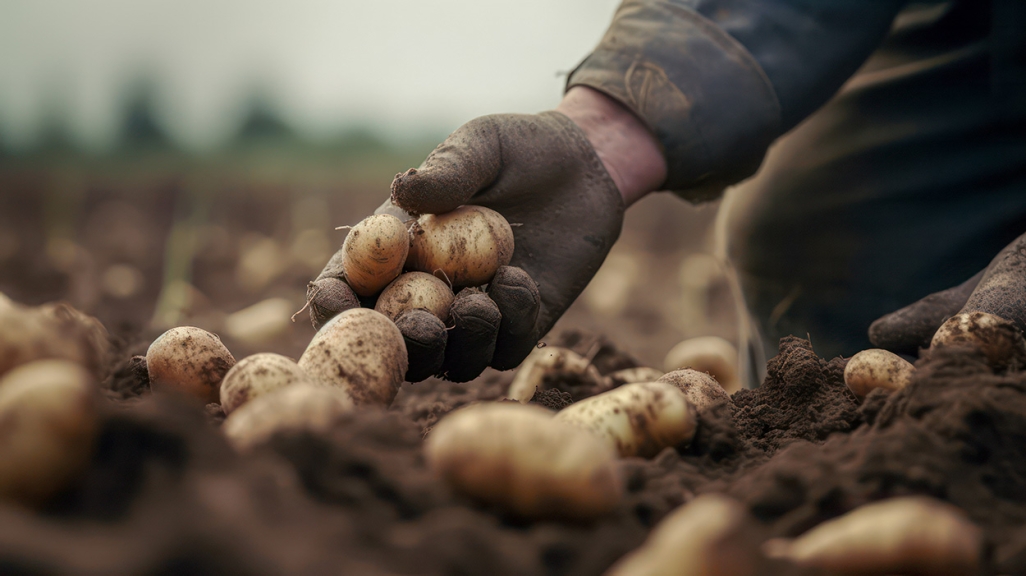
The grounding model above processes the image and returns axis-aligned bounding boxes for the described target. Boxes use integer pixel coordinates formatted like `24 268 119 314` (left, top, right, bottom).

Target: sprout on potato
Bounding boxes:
843 349 915 399
339 214 410 297
425 402 622 521
407 205 514 289
0 359 99 506
508 346 603 402
554 382 697 458
222 383 356 452
219 353 315 414
146 326 236 404
657 369 732 410
663 336 740 394
374 271 455 322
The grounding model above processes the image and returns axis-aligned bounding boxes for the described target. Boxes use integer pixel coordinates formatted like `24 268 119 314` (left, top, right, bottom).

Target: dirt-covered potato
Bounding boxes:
374 271 454 321
508 346 603 402
763 497 981 575
222 383 356 452
339 214 410 297
844 349 914 399
146 326 236 404
657 369 732 410
603 366 664 389
0 359 98 506
0 299 111 381
298 308 408 405
931 311 1026 369
306 277 360 330
407 205 513 289
662 336 740 394
220 353 314 414
425 402 622 521
554 382 697 458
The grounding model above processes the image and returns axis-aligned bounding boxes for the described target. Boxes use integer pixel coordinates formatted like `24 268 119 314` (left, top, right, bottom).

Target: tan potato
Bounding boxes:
605 494 765 576
555 382 697 458
931 311 1026 369
220 353 315 414
0 360 99 506
146 326 236 404
374 271 455 321
222 383 356 452
844 349 915 398
508 346 603 402
762 497 981 575
425 402 621 521
298 308 408 405
603 366 664 389
663 336 740 393
340 214 410 297
657 369 732 410
407 205 514 289
0 300 111 381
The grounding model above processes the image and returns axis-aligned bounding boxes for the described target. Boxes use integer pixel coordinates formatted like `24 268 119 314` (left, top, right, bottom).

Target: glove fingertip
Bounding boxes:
308 278 360 331
439 288 500 382
395 309 447 383
487 266 541 370
390 167 466 216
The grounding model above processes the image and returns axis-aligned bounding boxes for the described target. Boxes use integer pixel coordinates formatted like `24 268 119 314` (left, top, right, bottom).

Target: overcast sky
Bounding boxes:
0 0 621 150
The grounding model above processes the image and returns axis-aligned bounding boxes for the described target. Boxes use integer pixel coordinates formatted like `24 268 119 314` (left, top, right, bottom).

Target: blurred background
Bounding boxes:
0 0 734 368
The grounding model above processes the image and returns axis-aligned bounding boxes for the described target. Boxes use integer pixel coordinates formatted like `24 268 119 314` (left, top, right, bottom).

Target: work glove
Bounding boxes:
310 111 625 382
868 232 1026 356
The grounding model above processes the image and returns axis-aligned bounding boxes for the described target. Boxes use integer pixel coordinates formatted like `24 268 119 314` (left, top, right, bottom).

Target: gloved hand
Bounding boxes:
310 111 625 382
869 232 1026 356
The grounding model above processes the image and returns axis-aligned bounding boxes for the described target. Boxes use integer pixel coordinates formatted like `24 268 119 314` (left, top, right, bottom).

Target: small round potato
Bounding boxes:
0 360 98 506
374 271 455 322
340 214 410 297
0 300 111 381
508 346 603 402
843 349 915 398
657 369 732 410
146 326 236 404
223 383 356 452
220 353 315 414
931 311 1026 369
663 336 740 394
425 402 622 521
298 308 408 406
407 205 514 289
555 382 697 458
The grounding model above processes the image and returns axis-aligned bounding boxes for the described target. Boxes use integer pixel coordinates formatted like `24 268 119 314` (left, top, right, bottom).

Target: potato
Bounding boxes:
657 369 732 410
0 360 98 506
554 382 697 458
931 311 1026 369
146 326 236 404
374 271 455 321
508 346 603 402
407 205 514 289
663 336 740 394
762 497 981 575
0 300 111 381
603 366 664 389
222 383 356 452
425 402 622 520
298 308 408 406
337 214 410 297
843 349 914 399
220 353 315 414
606 494 765 576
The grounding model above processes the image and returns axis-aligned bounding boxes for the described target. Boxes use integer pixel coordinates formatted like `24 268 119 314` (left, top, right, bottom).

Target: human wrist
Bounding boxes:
556 86 667 206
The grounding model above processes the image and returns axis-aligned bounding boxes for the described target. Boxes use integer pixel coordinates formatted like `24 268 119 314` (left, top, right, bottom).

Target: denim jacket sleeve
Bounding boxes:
567 0 904 201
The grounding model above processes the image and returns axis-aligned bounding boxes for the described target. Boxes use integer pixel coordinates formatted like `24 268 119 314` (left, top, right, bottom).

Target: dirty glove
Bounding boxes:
869 232 1026 356
312 111 624 382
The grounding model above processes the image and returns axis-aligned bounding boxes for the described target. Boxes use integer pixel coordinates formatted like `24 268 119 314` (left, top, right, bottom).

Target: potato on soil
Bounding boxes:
763 496 981 575
306 277 360 330
219 353 314 414
508 346 603 402
0 359 99 506
425 402 622 521
844 349 914 399
663 336 740 394
407 205 514 289
146 326 236 404
603 366 664 389
223 383 356 452
374 271 454 322
931 311 1026 370
394 309 447 383
298 308 408 406
657 369 731 410
339 214 410 297
0 299 111 381
554 382 697 458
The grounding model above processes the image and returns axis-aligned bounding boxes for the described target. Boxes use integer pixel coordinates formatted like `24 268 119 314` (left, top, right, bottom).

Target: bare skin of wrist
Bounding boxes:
556 86 667 206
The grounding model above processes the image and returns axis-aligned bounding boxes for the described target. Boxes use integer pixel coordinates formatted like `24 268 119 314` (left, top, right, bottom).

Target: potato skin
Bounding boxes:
931 311 1026 370
508 346 603 403
219 353 313 414
657 369 732 410
223 383 355 452
341 214 410 297
662 336 740 394
374 271 454 321
425 402 622 521
146 326 236 404
0 300 111 381
0 360 98 506
298 308 408 406
843 349 914 398
407 205 514 289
